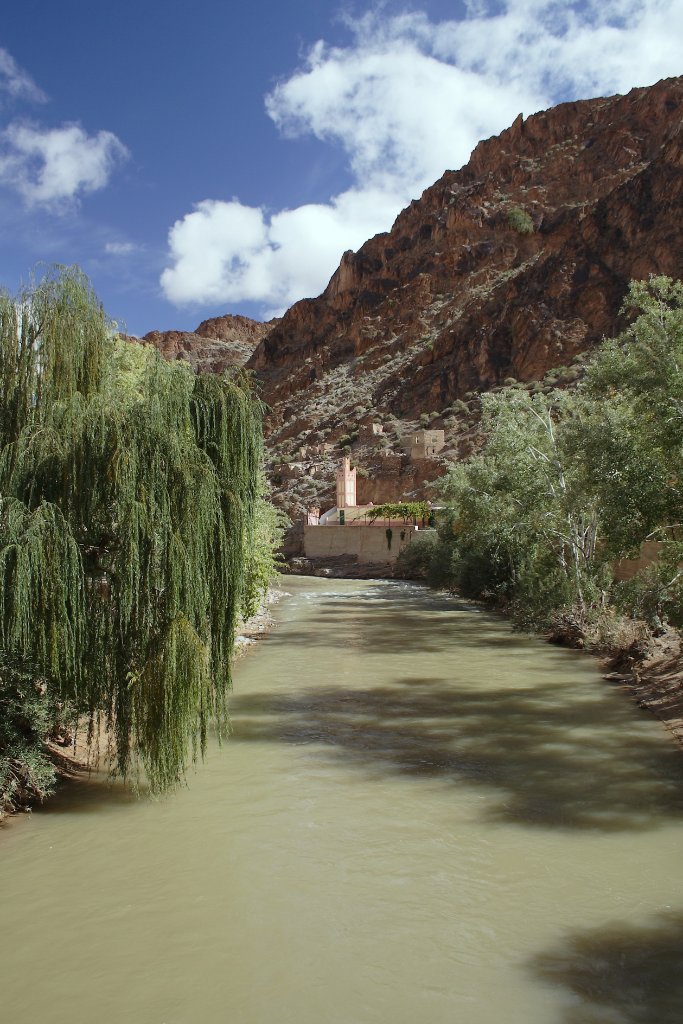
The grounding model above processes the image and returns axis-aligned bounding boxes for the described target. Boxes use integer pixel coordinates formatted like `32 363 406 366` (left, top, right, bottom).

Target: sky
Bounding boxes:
0 1 680 336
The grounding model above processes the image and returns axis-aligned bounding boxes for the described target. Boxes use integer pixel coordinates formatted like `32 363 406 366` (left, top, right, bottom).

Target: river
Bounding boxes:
2 577 683 1023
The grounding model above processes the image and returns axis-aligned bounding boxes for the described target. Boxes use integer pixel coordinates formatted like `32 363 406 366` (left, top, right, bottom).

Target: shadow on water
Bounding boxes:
276 607 536 654
231 675 683 832
272 585 576 658
529 911 683 1023
35 766 143 817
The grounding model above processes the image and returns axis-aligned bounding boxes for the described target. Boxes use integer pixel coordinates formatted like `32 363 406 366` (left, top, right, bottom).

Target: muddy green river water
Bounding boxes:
2 577 683 1023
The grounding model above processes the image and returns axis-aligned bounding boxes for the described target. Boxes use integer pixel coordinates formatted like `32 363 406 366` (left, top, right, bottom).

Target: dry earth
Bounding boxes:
606 630 683 747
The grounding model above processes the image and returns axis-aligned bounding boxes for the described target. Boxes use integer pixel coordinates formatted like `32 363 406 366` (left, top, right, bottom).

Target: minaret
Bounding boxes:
336 457 357 509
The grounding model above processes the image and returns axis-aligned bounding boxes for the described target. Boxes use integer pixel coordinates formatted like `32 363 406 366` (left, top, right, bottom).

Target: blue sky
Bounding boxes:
0 1 680 335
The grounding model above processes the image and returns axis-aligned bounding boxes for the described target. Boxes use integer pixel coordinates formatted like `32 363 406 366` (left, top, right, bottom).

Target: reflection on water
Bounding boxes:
1 576 682 1024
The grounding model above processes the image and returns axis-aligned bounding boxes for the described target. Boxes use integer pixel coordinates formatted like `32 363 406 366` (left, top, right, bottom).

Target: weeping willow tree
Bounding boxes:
0 267 266 802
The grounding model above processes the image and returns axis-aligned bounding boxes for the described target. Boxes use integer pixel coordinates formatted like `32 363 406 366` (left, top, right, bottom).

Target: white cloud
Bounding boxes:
161 189 400 313
0 122 129 207
0 47 47 104
105 241 138 256
162 0 683 314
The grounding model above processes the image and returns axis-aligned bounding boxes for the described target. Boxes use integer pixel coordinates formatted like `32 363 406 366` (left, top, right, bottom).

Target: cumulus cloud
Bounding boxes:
162 0 683 314
0 122 129 208
0 47 47 105
161 188 400 312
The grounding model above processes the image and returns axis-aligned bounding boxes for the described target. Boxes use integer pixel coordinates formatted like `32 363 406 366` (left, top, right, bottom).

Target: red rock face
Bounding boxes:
248 78 683 433
141 314 276 375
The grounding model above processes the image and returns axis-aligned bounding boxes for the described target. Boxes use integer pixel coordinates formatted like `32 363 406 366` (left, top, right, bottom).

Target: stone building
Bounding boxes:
410 429 445 460
302 456 438 565
358 423 385 444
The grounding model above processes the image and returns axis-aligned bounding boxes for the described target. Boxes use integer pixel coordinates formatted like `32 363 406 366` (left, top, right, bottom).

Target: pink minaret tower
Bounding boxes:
336 457 357 509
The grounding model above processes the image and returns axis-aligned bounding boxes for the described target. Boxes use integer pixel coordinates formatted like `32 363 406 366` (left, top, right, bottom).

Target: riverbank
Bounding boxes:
234 585 283 652
603 626 683 748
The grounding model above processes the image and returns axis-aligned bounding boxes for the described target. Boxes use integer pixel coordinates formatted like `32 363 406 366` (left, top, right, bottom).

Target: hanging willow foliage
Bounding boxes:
0 267 264 793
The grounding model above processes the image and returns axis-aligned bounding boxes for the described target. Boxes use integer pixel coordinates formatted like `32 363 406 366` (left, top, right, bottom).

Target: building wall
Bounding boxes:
613 541 662 582
304 524 433 564
410 429 445 461
306 527 669 575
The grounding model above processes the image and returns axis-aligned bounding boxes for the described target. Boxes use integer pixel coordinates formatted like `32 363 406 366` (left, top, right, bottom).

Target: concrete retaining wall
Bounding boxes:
304 524 433 564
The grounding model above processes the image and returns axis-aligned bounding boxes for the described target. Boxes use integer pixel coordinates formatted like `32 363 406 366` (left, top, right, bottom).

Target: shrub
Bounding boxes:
614 555 683 630
507 206 534 234
450 399 469 416
0 656 75 816
396 533 438 578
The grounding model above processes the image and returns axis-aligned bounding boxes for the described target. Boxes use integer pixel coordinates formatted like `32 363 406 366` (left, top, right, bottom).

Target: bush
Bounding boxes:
0 656 74 816
507 206 534 234
614 555 683 629
450 399 469 416
396 533 438 578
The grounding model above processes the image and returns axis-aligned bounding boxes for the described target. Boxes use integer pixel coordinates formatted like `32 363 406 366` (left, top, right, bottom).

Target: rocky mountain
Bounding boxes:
250 78 681 429
140 78 682 521
244 76 682 519
142 314 276 375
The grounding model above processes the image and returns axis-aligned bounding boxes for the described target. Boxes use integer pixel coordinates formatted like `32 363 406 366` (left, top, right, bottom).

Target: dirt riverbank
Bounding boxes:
604 628 683 747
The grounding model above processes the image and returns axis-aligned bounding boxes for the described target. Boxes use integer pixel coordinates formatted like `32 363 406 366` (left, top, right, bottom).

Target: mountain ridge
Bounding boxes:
141 77 682 519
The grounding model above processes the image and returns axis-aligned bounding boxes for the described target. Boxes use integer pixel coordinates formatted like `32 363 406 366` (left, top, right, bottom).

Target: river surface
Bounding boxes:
2 577 683 1023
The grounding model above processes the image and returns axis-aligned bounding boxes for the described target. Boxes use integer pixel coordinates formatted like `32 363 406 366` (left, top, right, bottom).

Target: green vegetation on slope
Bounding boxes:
418 277 683 640
0 267 280 814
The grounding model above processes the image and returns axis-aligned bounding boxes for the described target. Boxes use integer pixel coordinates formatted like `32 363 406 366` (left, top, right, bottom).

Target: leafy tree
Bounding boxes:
431 276 683 634
367 501 430 524
584 276 683 544
242 479 288 620
437 388 606 621
0 268 268 803
582 276 683 624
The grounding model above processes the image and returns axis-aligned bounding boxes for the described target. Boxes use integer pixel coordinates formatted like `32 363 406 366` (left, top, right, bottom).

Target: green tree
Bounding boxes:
241 478 288 620
367 501 430 524
437 388 605 622
431 276 683 633
582 276 683 624
584 276 683 543
0 268 268 805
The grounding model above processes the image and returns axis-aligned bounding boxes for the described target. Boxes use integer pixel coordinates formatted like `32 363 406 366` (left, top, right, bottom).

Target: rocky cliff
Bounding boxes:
249 78 682 453
142 314 275 375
